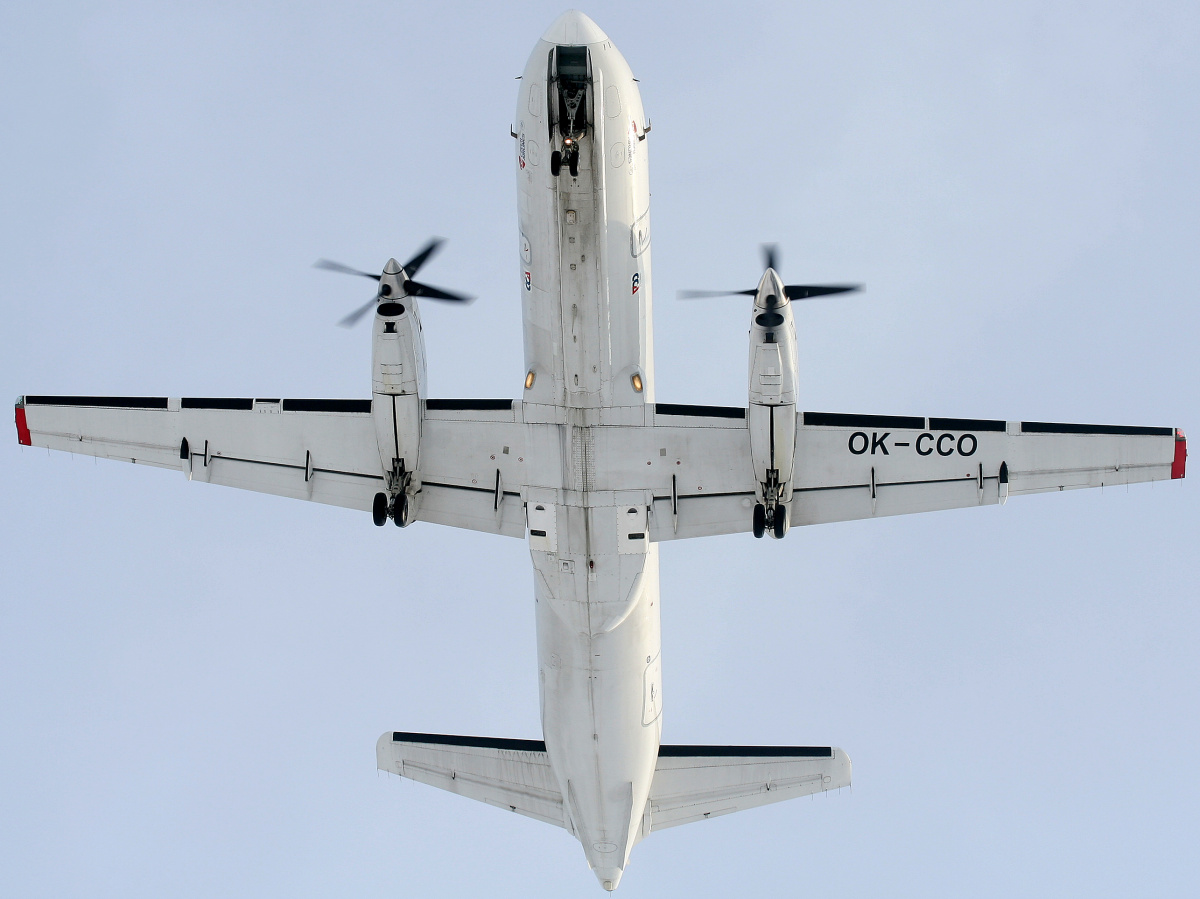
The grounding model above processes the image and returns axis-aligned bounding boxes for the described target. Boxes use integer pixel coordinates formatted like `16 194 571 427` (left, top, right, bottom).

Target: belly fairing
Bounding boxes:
515 12 662 888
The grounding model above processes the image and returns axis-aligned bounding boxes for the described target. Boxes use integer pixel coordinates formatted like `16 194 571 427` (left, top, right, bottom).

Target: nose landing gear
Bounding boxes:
550 139 581 178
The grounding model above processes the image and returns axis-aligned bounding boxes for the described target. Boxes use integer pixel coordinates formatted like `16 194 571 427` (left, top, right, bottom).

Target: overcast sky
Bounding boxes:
2 2 1197 896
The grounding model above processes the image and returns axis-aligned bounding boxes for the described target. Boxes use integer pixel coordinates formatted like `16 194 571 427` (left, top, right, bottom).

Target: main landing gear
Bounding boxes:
752 503 788 540
372 492 411 527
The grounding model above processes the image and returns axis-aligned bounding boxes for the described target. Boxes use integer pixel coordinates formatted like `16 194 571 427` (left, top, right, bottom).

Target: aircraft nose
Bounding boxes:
542 9 609 44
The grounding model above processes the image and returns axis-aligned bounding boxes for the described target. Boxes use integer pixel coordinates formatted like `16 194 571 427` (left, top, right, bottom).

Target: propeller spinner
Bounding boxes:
315 237 475 327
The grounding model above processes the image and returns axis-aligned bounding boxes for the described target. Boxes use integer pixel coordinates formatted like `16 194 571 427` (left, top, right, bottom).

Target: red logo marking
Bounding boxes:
15 405 31 446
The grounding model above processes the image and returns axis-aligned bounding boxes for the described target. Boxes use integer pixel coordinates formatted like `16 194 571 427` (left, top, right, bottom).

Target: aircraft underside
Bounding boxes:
14 8 1186 893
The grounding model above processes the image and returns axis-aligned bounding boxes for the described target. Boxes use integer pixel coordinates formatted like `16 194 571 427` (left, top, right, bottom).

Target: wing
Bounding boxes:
603 405 1184 540
792 413 1185 526
14 395 531 537
16 395 384 510
643 744 851 834
376 731 566 830
417 400 529 538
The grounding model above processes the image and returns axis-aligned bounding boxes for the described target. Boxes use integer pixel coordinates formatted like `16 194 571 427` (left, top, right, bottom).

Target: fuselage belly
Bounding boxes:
515 17 657 888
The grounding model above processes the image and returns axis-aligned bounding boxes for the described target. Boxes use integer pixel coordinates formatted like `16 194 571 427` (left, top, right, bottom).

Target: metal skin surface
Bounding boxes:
370 258 426 496
14 10 1186 894
515 12 658 889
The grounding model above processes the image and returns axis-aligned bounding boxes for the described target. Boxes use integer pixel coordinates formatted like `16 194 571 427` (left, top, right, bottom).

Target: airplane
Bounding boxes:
13 9 1187 892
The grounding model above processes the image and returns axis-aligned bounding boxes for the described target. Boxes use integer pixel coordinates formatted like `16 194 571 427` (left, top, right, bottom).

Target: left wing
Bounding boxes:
615 406 1185 540
789 412 1185 526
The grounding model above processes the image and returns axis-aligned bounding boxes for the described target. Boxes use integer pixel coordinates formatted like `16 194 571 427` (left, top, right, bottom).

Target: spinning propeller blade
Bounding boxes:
337 298 379 328
316 238 474 325
402 238 444 278
406 281 474 303
679 243 862 302
314 259 381 281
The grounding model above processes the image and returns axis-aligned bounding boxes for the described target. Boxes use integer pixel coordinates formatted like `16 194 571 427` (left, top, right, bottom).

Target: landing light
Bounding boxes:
525 371 536 389
631 373 643 393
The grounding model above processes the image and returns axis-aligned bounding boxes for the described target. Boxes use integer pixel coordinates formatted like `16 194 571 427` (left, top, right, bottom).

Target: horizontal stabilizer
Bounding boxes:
643 744 851 834
376 731 566 830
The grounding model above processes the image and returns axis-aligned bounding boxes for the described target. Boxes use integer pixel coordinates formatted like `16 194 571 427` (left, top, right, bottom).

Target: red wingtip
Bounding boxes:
15 404 31 446
1172 429 1187 480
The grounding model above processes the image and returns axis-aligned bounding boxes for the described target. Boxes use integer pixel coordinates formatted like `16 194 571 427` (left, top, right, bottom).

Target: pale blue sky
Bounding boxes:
2 2 1197 896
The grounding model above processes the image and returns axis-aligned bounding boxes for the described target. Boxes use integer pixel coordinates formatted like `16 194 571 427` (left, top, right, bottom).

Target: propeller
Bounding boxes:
315 237 474 327
679 244 861 302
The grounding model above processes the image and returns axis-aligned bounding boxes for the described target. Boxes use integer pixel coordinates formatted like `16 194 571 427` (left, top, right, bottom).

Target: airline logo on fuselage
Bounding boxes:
631 272 639 294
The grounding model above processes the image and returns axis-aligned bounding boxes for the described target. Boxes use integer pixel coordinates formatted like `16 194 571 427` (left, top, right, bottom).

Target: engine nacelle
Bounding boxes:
747 269 798 530
371 259 428 514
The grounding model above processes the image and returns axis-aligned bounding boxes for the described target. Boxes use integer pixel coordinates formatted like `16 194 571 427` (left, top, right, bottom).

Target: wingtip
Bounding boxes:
15 402 30 446
1172 429 1186 479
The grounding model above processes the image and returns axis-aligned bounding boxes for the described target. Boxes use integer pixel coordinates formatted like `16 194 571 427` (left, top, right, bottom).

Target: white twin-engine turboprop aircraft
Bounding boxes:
15 10 1187 892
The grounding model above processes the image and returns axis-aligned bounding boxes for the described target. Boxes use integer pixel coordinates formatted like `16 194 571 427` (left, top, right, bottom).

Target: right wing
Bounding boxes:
16 395 384 511
14 395 531 537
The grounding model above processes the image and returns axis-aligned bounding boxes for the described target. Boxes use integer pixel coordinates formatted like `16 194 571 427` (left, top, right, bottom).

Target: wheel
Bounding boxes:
752 503 766 538
372 492 388 527
393 493 410 528
568 153 579 177
550 150 562 176
772 503 788 539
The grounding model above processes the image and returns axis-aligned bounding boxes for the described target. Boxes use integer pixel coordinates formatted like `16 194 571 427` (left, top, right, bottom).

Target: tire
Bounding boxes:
550 151 562 176
568 154 579 177
393 493 410 528
773 504 788 539
752 503 766 538
372 492 388 527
